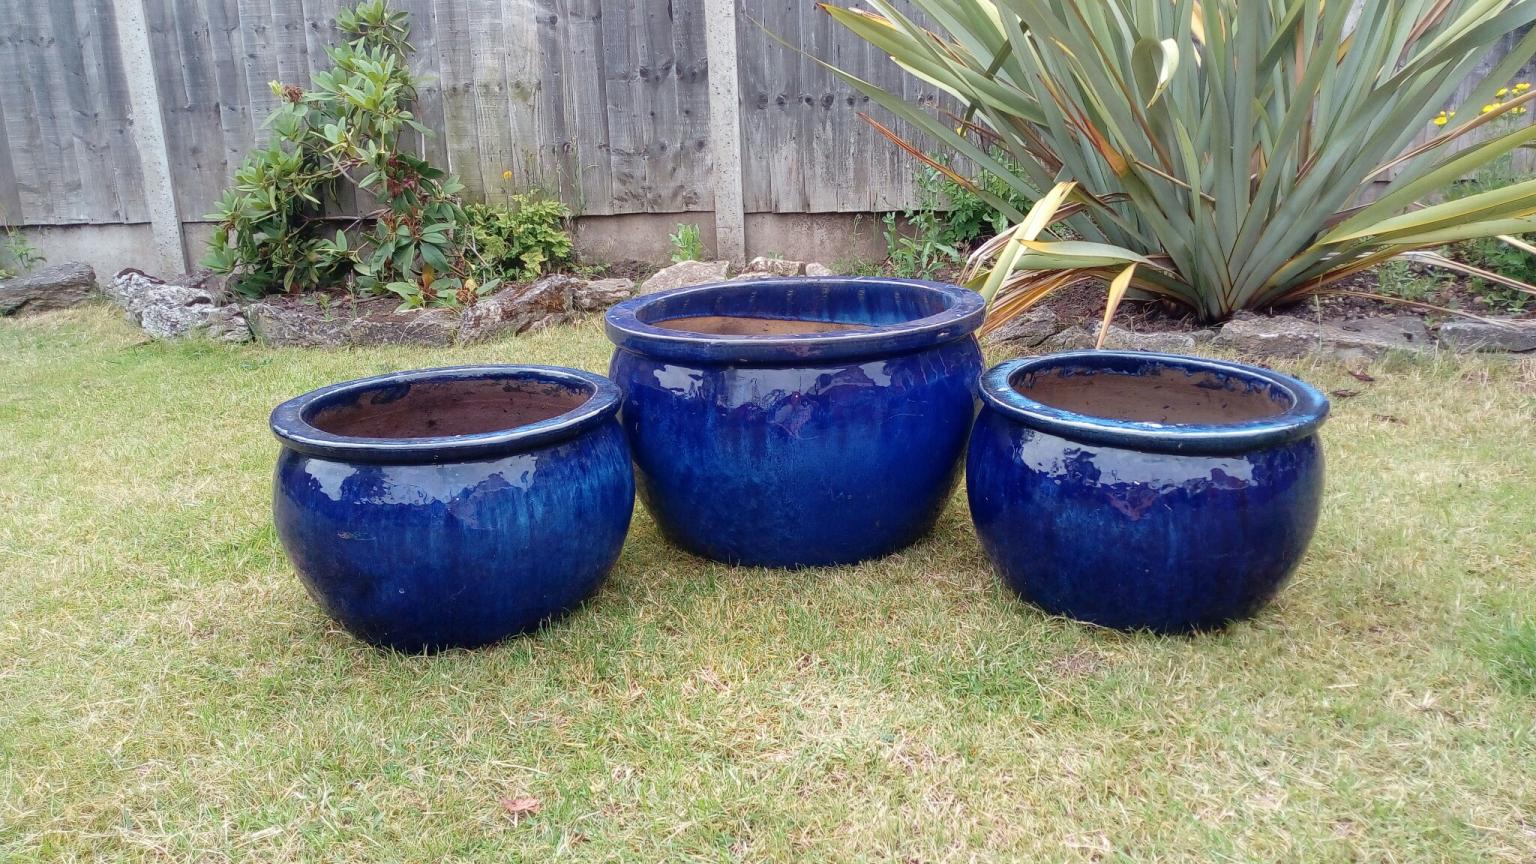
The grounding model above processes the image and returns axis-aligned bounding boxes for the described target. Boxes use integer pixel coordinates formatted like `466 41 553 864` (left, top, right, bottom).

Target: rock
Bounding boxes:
638 260 728 294
1037 325 1098 352
1213 314 1430 359
728 272 777 282
0 262 97 316
1436 318 1536 353
804 262 833 277
245 298 456 348
1106 326 1216 353
1335 315 1432 349
982 308 1063 347
743 256 805 277
572 277 635 311
245 301 346 348
458 275 578 344
105 269 250 342
345 309 459 347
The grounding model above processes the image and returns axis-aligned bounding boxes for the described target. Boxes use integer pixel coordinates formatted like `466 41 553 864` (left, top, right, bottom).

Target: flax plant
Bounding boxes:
815 0 1536 337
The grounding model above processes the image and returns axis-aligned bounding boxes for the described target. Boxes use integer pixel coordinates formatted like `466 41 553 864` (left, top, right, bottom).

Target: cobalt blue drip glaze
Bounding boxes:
605 277 986 568
967 351 1329 633
270 365 635 652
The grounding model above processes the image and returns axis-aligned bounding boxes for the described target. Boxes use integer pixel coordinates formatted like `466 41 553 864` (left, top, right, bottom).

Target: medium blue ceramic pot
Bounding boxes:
270 365 634 652
967 351 1329 633
605 277 985 568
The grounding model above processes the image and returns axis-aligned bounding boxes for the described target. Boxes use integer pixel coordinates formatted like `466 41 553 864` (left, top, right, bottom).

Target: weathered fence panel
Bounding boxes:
736 0 946 214
0 0 1531 231
0 0 148 225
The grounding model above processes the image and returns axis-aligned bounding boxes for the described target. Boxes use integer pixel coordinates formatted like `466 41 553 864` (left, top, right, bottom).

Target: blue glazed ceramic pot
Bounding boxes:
967 351 1330 633
270 365 634 652
605 277 985 568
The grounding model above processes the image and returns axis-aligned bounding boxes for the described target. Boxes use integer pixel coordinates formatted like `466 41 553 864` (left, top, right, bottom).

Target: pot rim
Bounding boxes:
979 351 1329 455
603 277 985 364
270 364 621 464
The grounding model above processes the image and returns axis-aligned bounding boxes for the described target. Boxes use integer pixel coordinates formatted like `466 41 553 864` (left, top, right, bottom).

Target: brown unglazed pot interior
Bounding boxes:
1016 367 1288 425
654 314 873 336
308 379 589 439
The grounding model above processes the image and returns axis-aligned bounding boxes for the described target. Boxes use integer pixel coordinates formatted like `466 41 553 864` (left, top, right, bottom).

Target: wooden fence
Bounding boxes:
0 1 1530 269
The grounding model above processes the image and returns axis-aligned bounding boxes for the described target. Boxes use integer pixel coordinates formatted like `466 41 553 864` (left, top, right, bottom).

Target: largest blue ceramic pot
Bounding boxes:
605 278 985 568
270 365 634 652
967 351 1329 633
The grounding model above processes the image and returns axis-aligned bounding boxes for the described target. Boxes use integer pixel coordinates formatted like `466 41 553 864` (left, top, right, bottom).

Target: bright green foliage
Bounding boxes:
0 226 44 280
820 0 1536 326
1445 156 1536 312
203 0 472 305
669 223 705 262
886 152 1036 277
463 197 574 285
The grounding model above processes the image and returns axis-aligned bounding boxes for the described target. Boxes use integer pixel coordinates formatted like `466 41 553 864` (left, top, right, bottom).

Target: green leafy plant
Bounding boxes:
0 226 44 280
463 196 573 284
204 0 474 307
669 223 705 263
1441 154 1536 313
885 150 1036 277
817 0 1536 339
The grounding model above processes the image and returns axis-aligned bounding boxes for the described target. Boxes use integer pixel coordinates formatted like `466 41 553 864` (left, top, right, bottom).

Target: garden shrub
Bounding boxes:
464 197 573 285
203 0 490 308
886 152 1034 278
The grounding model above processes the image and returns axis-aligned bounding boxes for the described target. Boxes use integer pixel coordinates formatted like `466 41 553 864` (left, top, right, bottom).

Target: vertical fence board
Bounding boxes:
5 1 1533 230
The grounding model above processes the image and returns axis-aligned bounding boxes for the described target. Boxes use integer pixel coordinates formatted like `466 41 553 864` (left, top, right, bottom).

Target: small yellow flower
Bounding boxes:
1516 82 1531 93
1433 114 1449 126
1515 106 1529 115
1448 110 1456 117
501 169 513 180
1496 87 1510 97
1482 102 1501 114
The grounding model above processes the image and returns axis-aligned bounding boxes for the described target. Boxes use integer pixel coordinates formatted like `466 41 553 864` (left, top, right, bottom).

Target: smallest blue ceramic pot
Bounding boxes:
270 365 634 652
967 351 1329 633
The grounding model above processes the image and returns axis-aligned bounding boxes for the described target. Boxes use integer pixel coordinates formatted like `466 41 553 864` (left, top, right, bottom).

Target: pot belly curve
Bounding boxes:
273 420 634 651
966 408 1324 632
611 339 982 567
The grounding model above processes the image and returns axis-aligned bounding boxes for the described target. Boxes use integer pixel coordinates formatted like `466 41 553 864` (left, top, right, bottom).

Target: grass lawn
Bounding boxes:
2 305 1534 862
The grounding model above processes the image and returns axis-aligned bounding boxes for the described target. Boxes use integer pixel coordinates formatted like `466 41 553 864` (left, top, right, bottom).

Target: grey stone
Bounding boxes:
106 268 250 342
572 277 635 311
245 301 347 348
1213 314 1430 359
1037 325 1098 352
0 262 97 316
804 262 833 277
245 298 455 348
1117 326 1216 352
1436 319 1536 353
743 256 805 277
344 309 459 347
638 259 729 294
728 272 777 282
982 308 1063 347
458 275 578 344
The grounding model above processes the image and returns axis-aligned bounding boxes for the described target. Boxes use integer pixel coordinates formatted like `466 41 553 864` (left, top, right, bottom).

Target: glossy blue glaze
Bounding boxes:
270 365 634 652
605 278 985 568
967 352 1329 633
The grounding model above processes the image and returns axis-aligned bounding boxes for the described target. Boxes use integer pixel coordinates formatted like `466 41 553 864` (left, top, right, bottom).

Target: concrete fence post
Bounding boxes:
110 0 187 275
703 0 747 263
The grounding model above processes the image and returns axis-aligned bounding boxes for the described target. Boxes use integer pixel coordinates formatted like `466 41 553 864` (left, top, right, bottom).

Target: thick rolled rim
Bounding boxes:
979 351 1330 455
270 364 621 464
603 277 985 364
